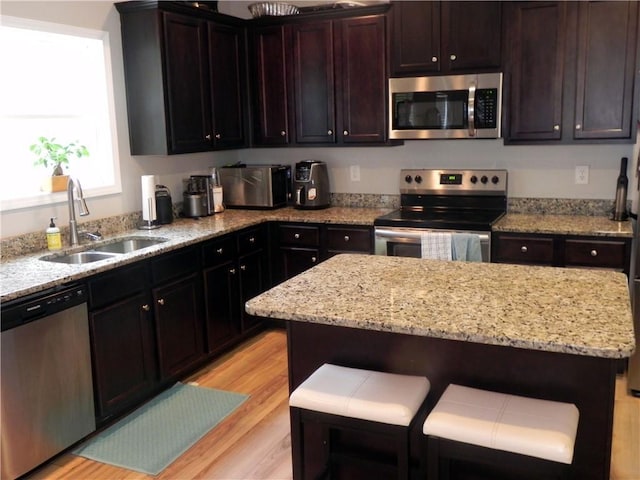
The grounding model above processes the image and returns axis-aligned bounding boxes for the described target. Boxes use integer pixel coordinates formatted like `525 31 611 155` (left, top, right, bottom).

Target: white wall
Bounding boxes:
0 1 635 239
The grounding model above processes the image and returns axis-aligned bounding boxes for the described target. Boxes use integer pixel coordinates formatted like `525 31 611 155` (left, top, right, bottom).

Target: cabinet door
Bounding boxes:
279 247 321 281
338 15 387 144
573 1 639 140
390 1 440 75
90 293 157 422
208 22 247 148
153 273 205 380
442 1 501 72
162 12 212 153
203 260 239 353
251 25 291 145
504 2 566 142
291 20 336 144
238 249 268 332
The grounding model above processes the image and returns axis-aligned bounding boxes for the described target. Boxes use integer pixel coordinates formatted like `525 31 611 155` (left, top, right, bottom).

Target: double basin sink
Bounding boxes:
40 237 168 265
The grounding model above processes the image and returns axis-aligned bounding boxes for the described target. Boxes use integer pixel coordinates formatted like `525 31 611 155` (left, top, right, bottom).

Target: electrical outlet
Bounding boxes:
350 165 360 182
575 165 589 184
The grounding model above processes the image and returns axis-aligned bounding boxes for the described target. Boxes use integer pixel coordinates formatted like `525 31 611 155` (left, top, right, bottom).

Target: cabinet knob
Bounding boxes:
591 249 598 257
205 134 211 140
575 124 582 130
249 237 255 243
240 265 246 271
553 125 560 131
215 133 221 139
327 129 333 136
343 130 349 136
142 304 150 312
294 233 300 239
230 268 236 275
311 256 317 263
431 56 438 63
216 247 223 254
280 130 286 136
520 246 528 253
157 298 165 306
450 54 457 61
344 235 350 242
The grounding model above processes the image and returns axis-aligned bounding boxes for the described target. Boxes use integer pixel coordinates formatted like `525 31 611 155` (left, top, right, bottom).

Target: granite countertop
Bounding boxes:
494 213 633 237
0 207 389 302
246 254 635 359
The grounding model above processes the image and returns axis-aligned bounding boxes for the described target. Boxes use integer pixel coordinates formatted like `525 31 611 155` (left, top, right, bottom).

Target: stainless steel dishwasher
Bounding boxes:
1 284 96 479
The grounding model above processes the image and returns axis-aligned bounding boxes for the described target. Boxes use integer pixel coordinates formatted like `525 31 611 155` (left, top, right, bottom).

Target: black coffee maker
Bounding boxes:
155 185 173 224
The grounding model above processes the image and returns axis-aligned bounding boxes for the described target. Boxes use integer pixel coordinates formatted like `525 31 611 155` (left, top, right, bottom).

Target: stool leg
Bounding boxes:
397 429 410 480
426 435 441 480
291 407 305 480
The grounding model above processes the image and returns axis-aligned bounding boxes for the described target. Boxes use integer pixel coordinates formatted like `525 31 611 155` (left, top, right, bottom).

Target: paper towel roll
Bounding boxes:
141 175 157 221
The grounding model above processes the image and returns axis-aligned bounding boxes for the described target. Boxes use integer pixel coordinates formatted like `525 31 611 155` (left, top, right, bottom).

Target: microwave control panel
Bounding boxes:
475 89 498 128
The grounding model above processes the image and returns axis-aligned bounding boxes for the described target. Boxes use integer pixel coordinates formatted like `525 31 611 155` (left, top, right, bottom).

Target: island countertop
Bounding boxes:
246 254 635 359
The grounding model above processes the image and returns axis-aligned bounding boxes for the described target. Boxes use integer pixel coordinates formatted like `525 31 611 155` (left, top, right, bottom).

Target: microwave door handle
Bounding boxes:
468 82 476 137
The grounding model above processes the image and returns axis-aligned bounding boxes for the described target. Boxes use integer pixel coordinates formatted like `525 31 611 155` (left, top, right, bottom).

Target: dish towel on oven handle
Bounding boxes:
451 233 483 262
420 232 452 260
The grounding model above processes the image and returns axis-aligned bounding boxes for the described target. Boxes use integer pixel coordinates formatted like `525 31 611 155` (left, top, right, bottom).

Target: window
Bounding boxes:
0 15 121 211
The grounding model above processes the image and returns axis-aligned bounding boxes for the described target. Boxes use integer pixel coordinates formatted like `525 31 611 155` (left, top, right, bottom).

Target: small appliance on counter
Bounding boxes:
182 175 216 218
219 164 291 209
155 185 173 224
293 160 330 209
611 156 629 221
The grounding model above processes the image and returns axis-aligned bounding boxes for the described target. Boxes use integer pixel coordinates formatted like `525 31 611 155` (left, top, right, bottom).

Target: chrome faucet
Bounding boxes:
67 177 89 246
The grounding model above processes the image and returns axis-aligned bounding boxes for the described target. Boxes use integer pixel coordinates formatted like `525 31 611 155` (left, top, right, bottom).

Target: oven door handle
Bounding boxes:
375 229 490 242
468 81 476 137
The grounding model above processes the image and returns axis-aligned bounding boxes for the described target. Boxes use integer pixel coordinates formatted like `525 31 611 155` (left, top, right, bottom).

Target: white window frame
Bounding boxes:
0 15 122 212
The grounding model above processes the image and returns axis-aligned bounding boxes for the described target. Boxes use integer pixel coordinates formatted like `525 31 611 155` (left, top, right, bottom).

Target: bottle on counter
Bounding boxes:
46 217 62 250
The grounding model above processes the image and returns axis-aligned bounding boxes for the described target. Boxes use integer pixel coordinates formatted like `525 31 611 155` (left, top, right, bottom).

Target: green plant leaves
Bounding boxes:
29 136 90 176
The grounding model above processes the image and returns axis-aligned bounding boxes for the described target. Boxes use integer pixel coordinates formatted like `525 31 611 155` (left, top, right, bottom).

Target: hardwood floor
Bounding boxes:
27 328 640 480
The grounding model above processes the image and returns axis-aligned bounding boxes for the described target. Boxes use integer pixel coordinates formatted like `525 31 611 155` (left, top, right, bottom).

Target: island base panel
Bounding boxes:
286 321 616 480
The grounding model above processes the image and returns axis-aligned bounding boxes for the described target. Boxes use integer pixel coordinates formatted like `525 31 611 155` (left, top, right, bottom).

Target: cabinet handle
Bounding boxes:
215 133 221 139
205 134 211 140
240 265 246 271
575 124 582 130
311 256 317 263
343 130 349 136
142 304 150 312
280 130 286 136
591 249 598 257
431 56 438 62
328 129 333 136
216 247 223 254
553 125 560 131
450 54 457 61
294 233 300 239
249 237 255 243
344 235 350 242
520 246 528 253
157 298 165 306
229 268 236 275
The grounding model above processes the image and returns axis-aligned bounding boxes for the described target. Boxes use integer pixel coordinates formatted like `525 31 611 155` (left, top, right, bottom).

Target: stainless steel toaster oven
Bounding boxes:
219 164 291 209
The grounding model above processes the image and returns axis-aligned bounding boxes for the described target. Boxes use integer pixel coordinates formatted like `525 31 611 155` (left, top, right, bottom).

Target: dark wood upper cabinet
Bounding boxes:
116 3 248 155
250 25 292 145
504 1 640 144
390 1 501 76
573 1 639 140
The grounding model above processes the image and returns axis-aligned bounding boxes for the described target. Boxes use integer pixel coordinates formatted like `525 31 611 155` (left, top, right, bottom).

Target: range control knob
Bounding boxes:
405 175 413 183
492 175 500 184
415 175 423 184
480 175 488 184
470 175 478 184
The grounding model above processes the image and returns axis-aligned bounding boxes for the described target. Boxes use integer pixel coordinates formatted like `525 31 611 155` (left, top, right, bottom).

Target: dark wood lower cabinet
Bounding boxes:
203 259 240 353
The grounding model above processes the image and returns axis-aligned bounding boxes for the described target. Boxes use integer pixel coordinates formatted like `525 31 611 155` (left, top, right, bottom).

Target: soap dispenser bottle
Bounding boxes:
46 217 62 250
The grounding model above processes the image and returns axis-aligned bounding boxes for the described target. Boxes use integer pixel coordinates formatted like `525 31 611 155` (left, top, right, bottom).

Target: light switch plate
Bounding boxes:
350 165 360 182
575 165 589 184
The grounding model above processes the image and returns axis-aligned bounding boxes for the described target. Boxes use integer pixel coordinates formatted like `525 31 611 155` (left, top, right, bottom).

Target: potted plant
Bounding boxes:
30 136 90 192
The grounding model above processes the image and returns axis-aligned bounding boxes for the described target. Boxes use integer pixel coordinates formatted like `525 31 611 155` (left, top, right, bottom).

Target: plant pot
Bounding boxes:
41 175 69 193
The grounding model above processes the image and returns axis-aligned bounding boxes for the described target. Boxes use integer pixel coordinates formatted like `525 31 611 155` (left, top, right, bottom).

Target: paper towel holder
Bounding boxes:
138 197 161 230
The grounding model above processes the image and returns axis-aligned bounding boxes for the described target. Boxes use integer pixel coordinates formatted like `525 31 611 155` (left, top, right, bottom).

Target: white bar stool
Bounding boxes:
289 363 430 480
422 384 579 480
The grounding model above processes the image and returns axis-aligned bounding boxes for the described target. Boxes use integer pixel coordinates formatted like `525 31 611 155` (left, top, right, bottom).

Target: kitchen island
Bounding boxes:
246 254 635 480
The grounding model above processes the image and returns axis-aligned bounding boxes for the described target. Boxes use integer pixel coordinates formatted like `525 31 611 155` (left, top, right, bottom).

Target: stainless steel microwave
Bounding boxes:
219 164 291 209
389 73 502 139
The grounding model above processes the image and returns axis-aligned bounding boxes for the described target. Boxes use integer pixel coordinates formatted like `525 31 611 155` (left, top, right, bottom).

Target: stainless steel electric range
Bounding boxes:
374 169 508 261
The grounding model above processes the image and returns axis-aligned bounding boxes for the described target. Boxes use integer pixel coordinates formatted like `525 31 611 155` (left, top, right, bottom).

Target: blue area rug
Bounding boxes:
73 382 248 475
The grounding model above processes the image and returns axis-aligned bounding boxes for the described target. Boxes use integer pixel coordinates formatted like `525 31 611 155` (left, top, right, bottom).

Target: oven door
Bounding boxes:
374 227 491 262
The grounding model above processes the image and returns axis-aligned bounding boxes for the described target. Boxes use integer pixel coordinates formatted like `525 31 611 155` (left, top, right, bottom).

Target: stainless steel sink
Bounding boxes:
92 237 167 254
41 251 118 264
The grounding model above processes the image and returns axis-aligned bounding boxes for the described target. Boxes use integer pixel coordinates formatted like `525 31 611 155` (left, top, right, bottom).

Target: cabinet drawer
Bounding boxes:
238 227 265 255
327 226 371 252
150 246 199 284
279 224 320 247
494 235 554 264
202 235 236 268
565 239 628 270
89 264 147 309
